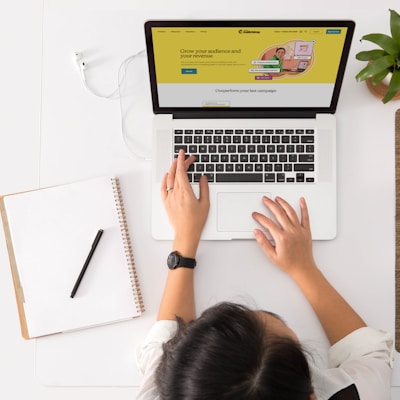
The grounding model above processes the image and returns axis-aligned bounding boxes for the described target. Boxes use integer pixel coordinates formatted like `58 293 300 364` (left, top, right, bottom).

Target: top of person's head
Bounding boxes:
155 302 314 400
276 47 286 53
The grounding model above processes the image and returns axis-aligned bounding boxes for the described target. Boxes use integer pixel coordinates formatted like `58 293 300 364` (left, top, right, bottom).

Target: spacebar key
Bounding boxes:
216 173 263 182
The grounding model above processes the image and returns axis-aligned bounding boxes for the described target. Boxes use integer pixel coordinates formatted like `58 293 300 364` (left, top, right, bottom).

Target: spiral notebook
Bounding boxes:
0 176 144 339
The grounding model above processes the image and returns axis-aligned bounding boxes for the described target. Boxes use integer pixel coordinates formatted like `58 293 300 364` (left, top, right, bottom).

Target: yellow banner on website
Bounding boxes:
152 27 347 84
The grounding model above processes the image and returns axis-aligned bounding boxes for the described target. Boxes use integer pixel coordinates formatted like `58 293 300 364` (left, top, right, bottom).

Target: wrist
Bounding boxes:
173 236 200 258
290 262 320 286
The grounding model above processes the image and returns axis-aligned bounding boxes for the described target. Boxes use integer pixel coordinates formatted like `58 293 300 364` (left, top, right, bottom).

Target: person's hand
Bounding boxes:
252 196 317 278
161 149 210 257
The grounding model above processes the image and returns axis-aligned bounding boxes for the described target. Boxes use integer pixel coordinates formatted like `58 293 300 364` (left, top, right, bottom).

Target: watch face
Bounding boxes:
167 251 179 269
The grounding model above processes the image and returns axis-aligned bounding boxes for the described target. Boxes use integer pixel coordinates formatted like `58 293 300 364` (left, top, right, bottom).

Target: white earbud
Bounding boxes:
74 51 86 71
72 49 145 100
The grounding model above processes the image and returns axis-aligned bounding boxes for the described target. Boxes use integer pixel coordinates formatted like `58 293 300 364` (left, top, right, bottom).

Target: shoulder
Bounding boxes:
311 327 393 400
135 320 178 400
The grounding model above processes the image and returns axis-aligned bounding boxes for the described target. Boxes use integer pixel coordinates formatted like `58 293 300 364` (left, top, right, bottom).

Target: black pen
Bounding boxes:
70 229 104 298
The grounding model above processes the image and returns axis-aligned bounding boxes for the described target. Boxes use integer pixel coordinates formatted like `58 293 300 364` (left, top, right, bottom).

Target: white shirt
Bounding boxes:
135 321 393 400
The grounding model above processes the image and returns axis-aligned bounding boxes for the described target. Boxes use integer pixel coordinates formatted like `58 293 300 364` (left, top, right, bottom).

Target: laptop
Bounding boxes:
145 20 355 240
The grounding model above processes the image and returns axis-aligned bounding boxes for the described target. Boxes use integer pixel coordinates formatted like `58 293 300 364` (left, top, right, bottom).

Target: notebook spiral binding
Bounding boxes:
111 177 145 314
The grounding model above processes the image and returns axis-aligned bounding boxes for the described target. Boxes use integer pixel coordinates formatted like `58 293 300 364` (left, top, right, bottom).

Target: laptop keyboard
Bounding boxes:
173 128 315 184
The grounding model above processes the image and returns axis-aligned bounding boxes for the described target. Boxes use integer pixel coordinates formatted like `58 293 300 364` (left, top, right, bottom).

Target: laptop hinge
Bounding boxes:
172 110 321 119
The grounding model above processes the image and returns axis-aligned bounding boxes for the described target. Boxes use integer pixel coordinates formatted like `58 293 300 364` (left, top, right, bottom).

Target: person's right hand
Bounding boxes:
252 196 317 278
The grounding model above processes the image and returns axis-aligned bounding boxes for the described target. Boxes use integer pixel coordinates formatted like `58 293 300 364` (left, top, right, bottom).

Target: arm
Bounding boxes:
252 196 366 345
157 150 210 323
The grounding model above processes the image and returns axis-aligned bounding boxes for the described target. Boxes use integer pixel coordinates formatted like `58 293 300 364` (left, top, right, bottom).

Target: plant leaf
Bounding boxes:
382 68 400 103
356 49 387 61
355 55 395 81
361 33 400 55
390 9 400 42
372 69 390 84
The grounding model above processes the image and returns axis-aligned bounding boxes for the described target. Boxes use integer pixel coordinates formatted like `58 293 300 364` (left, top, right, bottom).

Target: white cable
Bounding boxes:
73 50 151 160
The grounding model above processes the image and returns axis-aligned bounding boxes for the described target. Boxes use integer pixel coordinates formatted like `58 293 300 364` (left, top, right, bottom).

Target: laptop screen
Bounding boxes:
145 21 355 116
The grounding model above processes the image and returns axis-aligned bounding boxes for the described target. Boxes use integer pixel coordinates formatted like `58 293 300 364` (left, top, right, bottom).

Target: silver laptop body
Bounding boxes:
145 20 355 240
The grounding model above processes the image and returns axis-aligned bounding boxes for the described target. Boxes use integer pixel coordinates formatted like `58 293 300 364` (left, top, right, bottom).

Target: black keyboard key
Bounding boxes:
211 154 219 162
301 136 314 143
233 136 241 143
216 173 263 182
296 173 305 182
264 173 276 182
277 173 286 182
174 145 187 153
174 136 183 143
250 154 258 162
294 164 314 172
194 173 202 182
213 136 222 143
299 154 314 162
206 164 214 172
264 164 273 172
221 154 229 162
284 164 292 172
204 173 215 182
235 164 244 172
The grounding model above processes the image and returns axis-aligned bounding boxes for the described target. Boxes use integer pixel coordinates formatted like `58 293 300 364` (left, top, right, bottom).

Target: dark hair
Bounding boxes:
155 302 313 399
276 47 286 53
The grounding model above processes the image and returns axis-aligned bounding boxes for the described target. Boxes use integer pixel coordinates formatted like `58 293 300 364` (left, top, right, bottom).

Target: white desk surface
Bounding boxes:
2 0 400 398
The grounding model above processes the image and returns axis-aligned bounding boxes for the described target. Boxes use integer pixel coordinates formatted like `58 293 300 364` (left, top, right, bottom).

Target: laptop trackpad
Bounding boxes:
217 192 272 232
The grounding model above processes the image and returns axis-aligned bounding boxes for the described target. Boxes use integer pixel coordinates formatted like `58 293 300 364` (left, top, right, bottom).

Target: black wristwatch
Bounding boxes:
167 251 197 269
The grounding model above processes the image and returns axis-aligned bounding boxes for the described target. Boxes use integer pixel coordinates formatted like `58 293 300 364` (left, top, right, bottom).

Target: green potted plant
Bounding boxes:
355 9 400 103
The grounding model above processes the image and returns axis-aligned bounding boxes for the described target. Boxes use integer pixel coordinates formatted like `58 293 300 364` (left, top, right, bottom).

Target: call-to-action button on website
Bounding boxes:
181 68 197 74
255 75 272 80
326 29 342 34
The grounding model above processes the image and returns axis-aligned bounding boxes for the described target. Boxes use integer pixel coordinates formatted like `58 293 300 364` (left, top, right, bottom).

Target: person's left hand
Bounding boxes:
161 149 210 257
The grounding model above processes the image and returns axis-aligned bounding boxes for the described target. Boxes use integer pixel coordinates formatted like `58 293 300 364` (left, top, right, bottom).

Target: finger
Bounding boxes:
261 196 293 228
174 150 188 188
198 174 210 206
299 197 311 230
253 229 276 259
184 154 196 170
161 172 168 202
166 157 178 190
274 196 300 226
252 211 281 238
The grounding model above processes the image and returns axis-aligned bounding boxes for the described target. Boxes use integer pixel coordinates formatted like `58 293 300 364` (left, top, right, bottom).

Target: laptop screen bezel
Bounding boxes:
144 20 355 118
